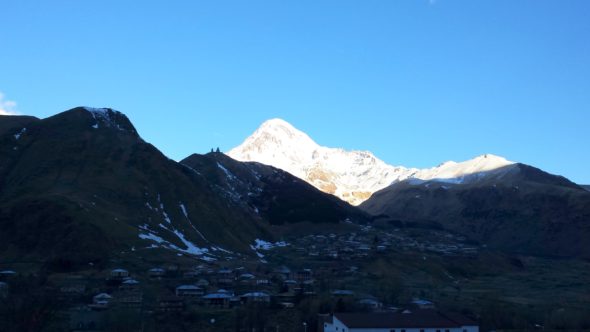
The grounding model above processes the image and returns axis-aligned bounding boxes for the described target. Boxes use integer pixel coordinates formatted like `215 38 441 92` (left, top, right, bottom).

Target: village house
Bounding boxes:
322 310 478 332
273 266 292 280
202 289 234 308
411 299 435 309
295 269 313 282
89 293 112 310
183 270 201 279
217 268 234 285
59 282 87 295
119 278 140 291
358 297 383 311
196 278 210 288
109 268 129 280
256 278 270 286
238 273 256 286
176 285 204 297
116 291 143 308
332 289 355 297
148 267 166 279
240 291 271 304
0 270 17 281
159 296 184 312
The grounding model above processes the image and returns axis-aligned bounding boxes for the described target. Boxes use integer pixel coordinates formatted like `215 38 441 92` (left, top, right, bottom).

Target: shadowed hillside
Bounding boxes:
361 164 590 258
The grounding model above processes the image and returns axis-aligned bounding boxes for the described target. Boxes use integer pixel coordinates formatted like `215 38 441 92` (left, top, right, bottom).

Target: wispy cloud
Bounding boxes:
0 92 19 115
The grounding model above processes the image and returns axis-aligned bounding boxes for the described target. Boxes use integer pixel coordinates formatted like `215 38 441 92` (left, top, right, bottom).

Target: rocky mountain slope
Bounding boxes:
0 107 272 266
360 164 590 258
228 119 518 205
181 152 368 226
0 108 370 267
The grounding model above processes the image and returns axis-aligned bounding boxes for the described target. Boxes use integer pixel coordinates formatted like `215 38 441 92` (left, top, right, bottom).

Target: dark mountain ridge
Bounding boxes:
181 152 368 226
0 108 267 266
0 107 368 268
361 163 590 258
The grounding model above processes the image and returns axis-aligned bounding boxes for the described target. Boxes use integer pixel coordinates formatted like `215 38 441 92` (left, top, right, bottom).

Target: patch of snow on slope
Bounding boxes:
179 203 189 219
84 107 125 131
251 239 289 250
173 229 209 256
178 202 208 242
14 128 26 140
139 232 167 244
217 162 237 181
162 210 171 224
145 202 157 211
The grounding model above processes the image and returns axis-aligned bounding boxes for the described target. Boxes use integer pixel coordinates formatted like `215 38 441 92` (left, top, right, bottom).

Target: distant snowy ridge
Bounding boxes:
228 119 516 205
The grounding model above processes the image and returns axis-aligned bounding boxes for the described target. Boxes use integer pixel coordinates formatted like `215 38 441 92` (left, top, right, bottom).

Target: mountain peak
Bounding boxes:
249 118 318 147
228 120 521 205
227 119 320 180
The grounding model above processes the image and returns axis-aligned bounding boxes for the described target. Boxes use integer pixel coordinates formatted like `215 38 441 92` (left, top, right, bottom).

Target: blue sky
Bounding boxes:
1 1 589 183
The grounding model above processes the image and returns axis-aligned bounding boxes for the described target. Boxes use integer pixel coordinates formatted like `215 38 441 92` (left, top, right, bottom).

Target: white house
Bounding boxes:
323 310 478 332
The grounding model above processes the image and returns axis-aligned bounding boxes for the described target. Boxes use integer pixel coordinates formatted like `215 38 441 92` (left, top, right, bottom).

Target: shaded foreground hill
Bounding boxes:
181 152 368 225
361 163 590 258
0 107 368 268
0 107 270 267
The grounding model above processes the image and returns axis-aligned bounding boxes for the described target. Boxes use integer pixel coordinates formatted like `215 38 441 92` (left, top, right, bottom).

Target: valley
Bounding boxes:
0 108 589 331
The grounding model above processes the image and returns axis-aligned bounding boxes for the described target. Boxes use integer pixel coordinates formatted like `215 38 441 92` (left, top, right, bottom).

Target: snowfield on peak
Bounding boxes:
228 119 516 205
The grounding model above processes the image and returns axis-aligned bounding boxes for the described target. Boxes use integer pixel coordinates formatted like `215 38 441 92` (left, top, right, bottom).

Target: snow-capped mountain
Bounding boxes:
227 118 516 205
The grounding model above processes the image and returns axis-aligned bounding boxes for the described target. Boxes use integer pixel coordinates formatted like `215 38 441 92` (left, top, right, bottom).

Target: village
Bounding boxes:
0 222 483 331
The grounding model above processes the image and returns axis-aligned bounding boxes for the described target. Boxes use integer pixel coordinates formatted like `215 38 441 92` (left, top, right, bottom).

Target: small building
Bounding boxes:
110 269 129 279
93 293 113 303
60 282 87 295
412 299 435 309
323 310 478 332
183 270 200 279
120 279 140 291
196 279 210 288
358 298 383 311
332 289 355 297
148 268 166 279
0 270 16 281
90 293 112 310
256 278 270 286
217 268 234 285
273 266 292 280
295 269 313 282
176 285 204 297
159 296 184 312
240 291 271 304
202 290 233 308
117 291 143 308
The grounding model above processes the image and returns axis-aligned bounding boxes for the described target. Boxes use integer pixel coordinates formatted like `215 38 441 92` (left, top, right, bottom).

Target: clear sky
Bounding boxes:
1 1 589 183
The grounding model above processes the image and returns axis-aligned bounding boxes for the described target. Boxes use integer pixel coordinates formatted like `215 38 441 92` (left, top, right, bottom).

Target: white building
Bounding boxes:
323 310 478 332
